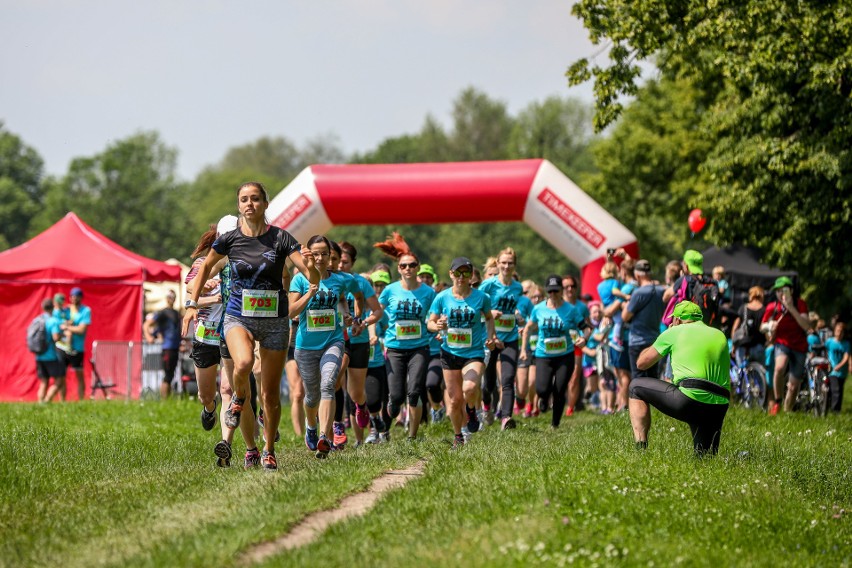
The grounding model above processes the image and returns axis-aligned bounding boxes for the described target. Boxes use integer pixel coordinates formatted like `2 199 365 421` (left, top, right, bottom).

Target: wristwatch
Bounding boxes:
184 300 198 309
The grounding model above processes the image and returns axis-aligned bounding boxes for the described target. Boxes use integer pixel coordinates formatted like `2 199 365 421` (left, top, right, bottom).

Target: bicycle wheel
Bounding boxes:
812 368 830 417
744 363 767 410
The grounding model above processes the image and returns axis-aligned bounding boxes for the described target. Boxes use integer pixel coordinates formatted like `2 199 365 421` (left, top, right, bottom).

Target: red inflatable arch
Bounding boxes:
266 159 638 298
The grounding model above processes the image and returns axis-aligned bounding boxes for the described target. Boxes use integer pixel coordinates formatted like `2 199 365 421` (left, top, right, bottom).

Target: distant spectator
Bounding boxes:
622 259 666 380
144 289 183 399
730 286 766 368
35 298 65 403
825 321 849 412
712 266 730 301
61 287 92 400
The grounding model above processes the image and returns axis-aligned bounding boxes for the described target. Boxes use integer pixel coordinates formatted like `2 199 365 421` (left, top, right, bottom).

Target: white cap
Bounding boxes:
216 215 238 236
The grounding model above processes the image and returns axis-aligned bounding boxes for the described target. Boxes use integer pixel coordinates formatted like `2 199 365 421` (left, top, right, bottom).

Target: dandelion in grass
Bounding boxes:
765 431 772 437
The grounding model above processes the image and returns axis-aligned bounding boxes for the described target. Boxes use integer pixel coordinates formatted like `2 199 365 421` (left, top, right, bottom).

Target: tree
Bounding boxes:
0 122 45 250
448 87 514 161
568 0 852 309
31 131 189 260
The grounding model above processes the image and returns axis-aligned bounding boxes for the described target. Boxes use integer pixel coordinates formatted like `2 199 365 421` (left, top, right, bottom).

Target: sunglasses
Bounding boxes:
399 262 419 269
547 289 562 294
453 270 472 278
563 284 575 289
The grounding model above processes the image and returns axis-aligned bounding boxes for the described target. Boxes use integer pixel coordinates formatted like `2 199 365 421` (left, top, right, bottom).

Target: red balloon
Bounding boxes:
688 208 706 233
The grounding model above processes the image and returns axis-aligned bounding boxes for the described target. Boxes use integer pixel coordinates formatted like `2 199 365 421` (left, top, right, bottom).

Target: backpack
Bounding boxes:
27 314 49 355
689 274 721 327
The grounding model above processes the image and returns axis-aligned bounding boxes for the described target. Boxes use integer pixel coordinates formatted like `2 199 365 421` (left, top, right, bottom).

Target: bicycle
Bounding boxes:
729 357 767 409
794 346 831 417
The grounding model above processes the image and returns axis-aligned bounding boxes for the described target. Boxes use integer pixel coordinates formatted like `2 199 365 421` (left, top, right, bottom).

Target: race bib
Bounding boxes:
194 320 221 346
307 309 336 332
529 334 538 351
396 320 422 341
447 328 473 349
494 315 516 333
543 337 568 355
242 289 278 317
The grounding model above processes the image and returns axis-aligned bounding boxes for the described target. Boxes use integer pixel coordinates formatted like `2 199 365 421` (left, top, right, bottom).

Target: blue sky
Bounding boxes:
1 1 601 181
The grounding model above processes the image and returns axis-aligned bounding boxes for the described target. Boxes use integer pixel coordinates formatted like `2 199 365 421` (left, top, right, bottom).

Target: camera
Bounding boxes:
606 248 616 257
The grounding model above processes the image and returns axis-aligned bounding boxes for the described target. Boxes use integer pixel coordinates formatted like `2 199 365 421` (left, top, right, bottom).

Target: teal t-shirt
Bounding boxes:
290 271 349 350
35 315 62 362
529 301 583 359
478 277 524 343
69 305 91 352
825 337 850 378
367 313 389 369
346 273 376 345
378 281 436 350
429 288 492 360
652 322 731 404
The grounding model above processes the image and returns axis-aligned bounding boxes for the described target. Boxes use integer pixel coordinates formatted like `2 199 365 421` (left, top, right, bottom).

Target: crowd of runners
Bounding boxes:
180 181 850 469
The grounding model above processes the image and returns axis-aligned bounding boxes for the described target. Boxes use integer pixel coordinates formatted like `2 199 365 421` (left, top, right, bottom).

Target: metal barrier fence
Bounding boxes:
91 341 190 399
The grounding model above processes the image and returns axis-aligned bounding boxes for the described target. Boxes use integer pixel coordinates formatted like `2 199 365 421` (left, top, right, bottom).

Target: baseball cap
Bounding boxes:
449 257 473 272
683 250 704 275
216 214 239 236
70 287 83 297
544 274 563 292
773 276 794 290
635 259 651 273
370 270 391 285
54 293 65 303
418 263 438 281
672 300 703 321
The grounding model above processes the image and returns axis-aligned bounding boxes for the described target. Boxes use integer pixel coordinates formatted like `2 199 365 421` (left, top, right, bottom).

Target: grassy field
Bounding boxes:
1 395 849 568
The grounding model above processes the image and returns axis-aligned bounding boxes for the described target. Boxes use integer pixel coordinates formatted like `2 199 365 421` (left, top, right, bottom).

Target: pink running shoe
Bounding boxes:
355 403 370 429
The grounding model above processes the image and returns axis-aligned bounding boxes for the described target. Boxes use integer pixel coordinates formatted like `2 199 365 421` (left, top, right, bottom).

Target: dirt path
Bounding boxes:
243 459 427 565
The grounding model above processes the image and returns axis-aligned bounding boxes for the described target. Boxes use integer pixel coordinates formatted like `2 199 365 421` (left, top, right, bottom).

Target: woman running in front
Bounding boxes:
427 257 500 448
183 182 319 471
374 233 436 441
289 235 356 458
520 275 588 429
478 247 525 430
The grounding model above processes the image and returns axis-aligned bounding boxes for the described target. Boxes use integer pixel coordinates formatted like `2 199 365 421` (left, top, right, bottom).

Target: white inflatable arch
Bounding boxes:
266 159 637 297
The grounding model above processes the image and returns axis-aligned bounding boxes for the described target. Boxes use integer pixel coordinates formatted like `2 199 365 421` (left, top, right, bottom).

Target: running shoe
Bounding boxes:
261 450 277 471
431 407 446 423
515 399 524 414
501 417 516 431
537 398 548 414
201 400 217 431
565 406 575 417
461 426 472 443
365 428 379 444
224 396 244 429
355 403 370 429
482 405 495 426
600 408 613 415
769 402 780 416
466 405 480 433
378 431 390 443
452 433 465 450
257 411 281 442
524 403 533 418
370 415 386 434
495 408 503 420
316 435 332 459
214 439 231 468
244 447 260 469
332 421 348 447
305 427 319 451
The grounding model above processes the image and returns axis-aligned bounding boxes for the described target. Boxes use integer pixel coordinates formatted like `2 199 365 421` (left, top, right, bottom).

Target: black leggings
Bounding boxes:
385 346 430 418
425 354 444 405
629 377 729 456
482 340 519 417
365 364 391 426
535 353 574 427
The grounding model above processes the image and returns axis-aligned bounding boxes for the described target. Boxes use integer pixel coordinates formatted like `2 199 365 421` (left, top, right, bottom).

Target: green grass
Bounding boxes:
1 396 849 567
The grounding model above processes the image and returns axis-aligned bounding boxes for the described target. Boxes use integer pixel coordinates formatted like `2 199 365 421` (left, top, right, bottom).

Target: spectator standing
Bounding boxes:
34 298 65 403
825 321 849 412
761 276 810 415
63 287 92 400
622 260 666 380
145 289 183 399
730 286 766 368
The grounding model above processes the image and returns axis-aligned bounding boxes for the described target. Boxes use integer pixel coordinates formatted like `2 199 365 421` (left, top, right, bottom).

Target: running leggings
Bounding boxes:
482 340 519 417
535 353 574 427
295 342 344 408
385 346 430 418
629 377 729 456
425 354 444 405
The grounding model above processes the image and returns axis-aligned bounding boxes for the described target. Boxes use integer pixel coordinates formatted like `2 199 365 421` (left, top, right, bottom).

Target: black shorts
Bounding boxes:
37 360 65 380
63 351 84 369
287 345 295 362
219 339 231 360
162 348 179 383
440 349 484 371
347 342 370 369
190 341 220 369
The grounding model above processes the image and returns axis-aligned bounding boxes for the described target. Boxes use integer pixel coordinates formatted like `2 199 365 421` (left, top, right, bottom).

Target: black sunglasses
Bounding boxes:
399 262 419 269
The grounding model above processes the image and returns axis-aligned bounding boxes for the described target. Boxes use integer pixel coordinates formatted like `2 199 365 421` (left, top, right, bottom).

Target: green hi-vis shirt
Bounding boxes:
652 322 731 405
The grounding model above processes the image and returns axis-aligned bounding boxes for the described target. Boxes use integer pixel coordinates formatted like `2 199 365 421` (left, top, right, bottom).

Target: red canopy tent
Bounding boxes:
0 212 181 401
